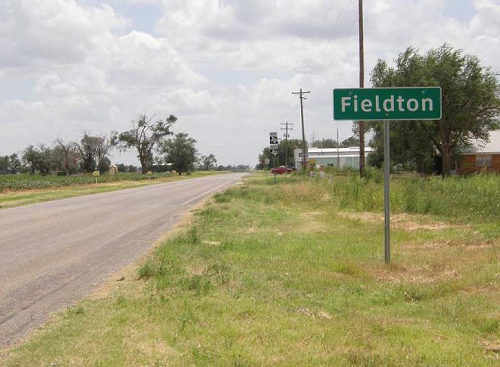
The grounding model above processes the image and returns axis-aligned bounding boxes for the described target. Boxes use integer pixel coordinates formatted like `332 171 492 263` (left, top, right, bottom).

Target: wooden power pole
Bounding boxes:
358 0 365 177
292 89 310 173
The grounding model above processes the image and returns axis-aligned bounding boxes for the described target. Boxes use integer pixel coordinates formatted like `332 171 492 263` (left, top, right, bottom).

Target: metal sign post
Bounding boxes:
383 120 390 264
333 87 442 264
269 132 278 167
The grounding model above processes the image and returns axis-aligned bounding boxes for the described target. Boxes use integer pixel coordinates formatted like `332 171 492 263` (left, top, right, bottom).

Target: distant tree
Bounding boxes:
371 44 500 176
77 133 111 173
258 139 305 169
54 138 79 175
311 139 339 148
8 154 21 174
257 147 271 169
98 157 111 173
160 133 197 175
340 136 360 148
22 144 55 175
278 139 302 167
0 156 8 174
112 114 177 174
200 154 217 170
22 145 37 174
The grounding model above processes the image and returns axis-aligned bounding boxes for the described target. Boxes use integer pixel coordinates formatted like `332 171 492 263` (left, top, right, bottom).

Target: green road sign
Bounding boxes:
333 87 441 120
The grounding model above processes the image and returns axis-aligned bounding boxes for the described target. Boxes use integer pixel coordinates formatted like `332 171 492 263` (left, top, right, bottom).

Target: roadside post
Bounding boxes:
333 87 442 264
269 132 279 183
264 158 270 183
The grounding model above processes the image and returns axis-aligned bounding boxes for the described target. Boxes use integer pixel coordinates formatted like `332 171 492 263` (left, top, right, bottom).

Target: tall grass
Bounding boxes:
279 172 500 221
395 174 500 220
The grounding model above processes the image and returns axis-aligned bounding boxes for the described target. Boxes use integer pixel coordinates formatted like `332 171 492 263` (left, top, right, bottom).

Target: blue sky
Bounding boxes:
0 0 498 166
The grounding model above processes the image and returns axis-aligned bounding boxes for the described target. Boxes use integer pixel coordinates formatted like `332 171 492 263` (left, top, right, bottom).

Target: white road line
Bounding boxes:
181 179 235 206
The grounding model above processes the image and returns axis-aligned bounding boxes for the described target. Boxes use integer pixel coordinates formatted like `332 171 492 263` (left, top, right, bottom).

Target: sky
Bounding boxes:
0 0 499 166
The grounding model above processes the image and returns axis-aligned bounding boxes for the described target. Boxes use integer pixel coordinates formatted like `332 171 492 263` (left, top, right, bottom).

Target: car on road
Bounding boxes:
271 166 294 175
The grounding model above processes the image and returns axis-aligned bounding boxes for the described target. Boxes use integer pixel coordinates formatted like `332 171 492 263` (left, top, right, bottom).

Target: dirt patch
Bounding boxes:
405 238 497 252
337 212 460 231
321 194 332 202
300 211 325 217
296 307 333 320
375 265 459 285
297 220 330 234
203 240 222 246
481 339 500 354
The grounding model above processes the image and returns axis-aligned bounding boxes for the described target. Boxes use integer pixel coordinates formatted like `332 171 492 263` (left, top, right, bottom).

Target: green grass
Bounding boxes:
0 171 223 209
2 173 499 366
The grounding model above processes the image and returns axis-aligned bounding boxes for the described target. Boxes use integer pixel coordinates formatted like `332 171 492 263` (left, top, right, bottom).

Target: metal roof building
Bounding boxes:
294 146 375 170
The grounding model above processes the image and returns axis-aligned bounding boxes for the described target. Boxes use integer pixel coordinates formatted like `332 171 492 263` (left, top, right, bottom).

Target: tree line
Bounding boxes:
0 115 221 175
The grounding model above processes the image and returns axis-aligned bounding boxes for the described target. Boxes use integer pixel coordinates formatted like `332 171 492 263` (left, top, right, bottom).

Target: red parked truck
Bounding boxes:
271 166 294 175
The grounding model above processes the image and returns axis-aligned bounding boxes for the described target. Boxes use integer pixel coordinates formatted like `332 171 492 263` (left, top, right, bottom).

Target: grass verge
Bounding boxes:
2 173 499 366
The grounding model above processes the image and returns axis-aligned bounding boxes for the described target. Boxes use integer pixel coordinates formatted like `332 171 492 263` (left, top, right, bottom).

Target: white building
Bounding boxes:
294 146 375 170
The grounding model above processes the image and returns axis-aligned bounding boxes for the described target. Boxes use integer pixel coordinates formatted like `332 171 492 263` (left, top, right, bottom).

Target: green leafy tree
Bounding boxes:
311 139 339 148
112 114 177 174
277 139 302 167
8 154 21 174
160 133 198 175
21 144 55 175
0 156 8 174
340 136 360 148
200 154 217 170
257 139 305 169
371 45 500 176
77 133 111 173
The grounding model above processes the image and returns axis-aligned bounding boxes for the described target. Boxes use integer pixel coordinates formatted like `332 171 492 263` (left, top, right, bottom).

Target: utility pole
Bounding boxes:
281 121 293 168
292 88 310 173
358 0 365 177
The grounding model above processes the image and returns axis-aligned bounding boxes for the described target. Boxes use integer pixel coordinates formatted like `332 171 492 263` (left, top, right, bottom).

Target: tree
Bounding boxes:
22 144 55 175
200 154 217 170
77 133 111 173
8 154 21 174
340 136 360 148
112 114 177 174
257 139 305 169
160 133 197 174
371 45 500 176
55 138 79 175
0 156 8 174
311 139 339 148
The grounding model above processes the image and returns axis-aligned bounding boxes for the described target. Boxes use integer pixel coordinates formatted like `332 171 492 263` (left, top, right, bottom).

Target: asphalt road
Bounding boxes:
0 173 246 348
